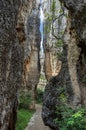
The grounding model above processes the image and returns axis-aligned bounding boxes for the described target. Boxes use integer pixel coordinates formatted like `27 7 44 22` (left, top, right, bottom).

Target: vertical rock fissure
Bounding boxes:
39 0 44 55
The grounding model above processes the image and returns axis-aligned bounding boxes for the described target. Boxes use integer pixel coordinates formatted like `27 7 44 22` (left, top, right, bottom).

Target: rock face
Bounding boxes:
42 0 86 129
43 0 66 80
23 4 41 109
60 0 86 105
0 0 35 130
16 0 41 110
16 0 36 43
42 45 72 130
0 1 22 130
24 9 40 88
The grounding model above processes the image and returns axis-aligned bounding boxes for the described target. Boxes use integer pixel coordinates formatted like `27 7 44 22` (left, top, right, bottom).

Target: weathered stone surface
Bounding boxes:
23 6 41 109
23 9 40 87
44 49 61 81
42 0 86 129
16 0 36 43
42 45 73 130
0 1 23 130
60 0 86 105
43 0 66 81
0 0 35 130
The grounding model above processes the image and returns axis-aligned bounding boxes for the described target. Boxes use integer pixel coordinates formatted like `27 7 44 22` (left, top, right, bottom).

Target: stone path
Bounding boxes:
25 104 50 130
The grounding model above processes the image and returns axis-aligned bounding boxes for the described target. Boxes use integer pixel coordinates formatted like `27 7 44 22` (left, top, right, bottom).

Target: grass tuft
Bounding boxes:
16 108 34 130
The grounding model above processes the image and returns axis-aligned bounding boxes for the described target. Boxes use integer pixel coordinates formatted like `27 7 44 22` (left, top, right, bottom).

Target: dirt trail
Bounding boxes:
25 104 50 130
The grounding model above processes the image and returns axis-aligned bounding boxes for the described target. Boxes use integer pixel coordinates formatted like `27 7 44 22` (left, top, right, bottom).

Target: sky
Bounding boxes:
39 0 44 54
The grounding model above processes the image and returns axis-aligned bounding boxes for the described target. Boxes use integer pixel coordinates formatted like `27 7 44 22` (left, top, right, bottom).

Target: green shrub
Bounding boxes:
82 74 86 84
54 87 86 130
19 90 32 109
54 105 86 130
16 90 35 130
40 75 45 80
16 108 34 130
36 88 44 104
19 88 44 109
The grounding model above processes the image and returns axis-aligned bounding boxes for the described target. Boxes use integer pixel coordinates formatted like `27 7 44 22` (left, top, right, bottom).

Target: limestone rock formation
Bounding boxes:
16 0 36 43
43 0 66 80
0 0 35 130
0 1 23 130
42 45 72 130
16 0 41 110
42 0 86 129
59 0 86 105
23 5 41 109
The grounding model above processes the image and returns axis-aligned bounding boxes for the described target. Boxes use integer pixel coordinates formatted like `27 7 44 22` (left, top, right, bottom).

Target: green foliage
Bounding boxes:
36 88 44 104
51 0 56 12
57 87 68 104
55 87 86 130
55 106 86 130
45 0 56 34
44 19 51 33
82 74 86 84
57 87 65 95
56 39 63 47
16 109 34 130
19 88 44 108
59 8 63 14
16 90 35 130
40 75 45 80
16 89 43 130
55 39 64 59
19 90 32 109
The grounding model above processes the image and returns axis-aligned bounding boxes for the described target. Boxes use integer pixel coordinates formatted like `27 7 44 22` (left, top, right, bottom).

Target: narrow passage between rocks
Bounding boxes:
25 104 50 130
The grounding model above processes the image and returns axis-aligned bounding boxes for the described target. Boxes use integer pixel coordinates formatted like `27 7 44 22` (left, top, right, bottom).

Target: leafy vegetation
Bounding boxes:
19 88 43 108
16 88 43 130
19 90 32 109
44 0 67 60
40 75 45 80
55 105 86 130
51 0 56 12
55 39 64 59
54 87 86 130
16 90 34 130
36 88 44 104
82 74 86 84
16 109 34 130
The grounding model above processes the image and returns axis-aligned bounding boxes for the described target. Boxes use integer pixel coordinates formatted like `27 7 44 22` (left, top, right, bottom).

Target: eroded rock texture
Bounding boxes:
43 0 66 80
0 1 22 130
60 0 86 106
16 0 36 43
42 0 86 129
0 0 35 130
42 45 72 130
15 0 40 110
23 6 41 109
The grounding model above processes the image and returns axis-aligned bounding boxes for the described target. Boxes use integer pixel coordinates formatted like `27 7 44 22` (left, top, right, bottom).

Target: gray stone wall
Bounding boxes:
42 0 86 129
0 0 35 129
